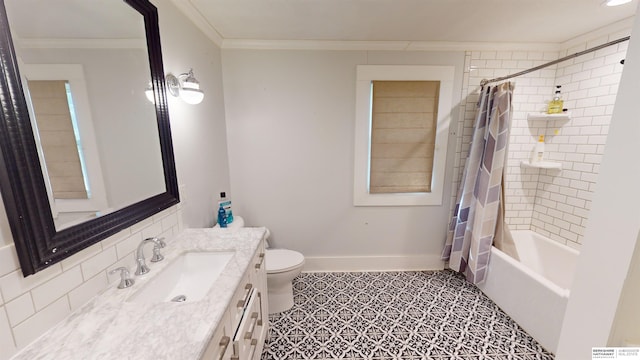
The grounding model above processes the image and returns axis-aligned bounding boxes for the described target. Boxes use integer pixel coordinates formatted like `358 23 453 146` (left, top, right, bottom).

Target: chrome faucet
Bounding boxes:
135 237 166 275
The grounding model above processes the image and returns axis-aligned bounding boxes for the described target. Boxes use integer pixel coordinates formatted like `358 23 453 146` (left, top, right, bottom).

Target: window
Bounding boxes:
370 80 439 194
353 65 454 206
28 80 90 199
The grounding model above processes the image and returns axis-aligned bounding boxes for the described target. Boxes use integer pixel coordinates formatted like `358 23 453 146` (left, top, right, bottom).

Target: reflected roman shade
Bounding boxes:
28 80 87 199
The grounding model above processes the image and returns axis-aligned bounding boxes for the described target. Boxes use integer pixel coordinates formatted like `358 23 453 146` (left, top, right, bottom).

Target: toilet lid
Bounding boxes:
266 249 304 273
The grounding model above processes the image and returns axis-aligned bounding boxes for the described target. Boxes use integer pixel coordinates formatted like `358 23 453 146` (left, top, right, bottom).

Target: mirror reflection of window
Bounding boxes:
27 79 90 200
20 63 111 229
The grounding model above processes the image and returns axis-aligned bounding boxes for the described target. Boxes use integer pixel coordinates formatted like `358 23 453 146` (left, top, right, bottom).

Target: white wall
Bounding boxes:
609 231 640 346
155 1 231 229
0 0 229 358
222 50 463 269
557 5 640 358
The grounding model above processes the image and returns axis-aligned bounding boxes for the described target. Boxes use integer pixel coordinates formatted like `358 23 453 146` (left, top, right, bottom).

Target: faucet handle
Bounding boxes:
109 267 135 289
156 237 166 248
150 246 164 262
150 237 166 263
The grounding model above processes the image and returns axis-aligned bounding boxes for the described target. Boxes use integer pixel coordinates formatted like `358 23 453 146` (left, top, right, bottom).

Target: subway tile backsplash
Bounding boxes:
11 296 70 349
30 266 83 311
0 205 181 360
0 309 17 356
4 293 34 327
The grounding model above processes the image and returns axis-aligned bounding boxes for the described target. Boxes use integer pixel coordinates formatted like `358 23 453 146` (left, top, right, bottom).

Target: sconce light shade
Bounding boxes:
604 0 632 5
180 72 205 105
165 68 204 105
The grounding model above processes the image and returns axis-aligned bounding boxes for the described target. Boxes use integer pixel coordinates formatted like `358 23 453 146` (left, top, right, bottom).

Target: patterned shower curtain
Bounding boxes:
442 82 514 284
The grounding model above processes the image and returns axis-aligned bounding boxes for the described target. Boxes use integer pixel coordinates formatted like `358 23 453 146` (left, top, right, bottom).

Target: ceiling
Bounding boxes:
5 0 144 39
3 1 637 48
176 0 637 45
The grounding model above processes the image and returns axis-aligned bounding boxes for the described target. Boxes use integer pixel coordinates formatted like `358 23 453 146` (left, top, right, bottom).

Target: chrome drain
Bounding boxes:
171 295 187 302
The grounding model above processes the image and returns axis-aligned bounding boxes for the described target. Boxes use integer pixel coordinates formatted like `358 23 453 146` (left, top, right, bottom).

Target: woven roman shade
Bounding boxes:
369 80 439 194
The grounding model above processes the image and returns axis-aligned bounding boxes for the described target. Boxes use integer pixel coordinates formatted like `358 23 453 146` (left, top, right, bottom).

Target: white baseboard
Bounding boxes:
302 255 445 272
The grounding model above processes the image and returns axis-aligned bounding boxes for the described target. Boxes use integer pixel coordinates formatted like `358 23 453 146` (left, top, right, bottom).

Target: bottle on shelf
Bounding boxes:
531 135 545 164
547 85 564 114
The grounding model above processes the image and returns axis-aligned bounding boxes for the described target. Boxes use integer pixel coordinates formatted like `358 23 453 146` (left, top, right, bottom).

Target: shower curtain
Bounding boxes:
442 82 514 284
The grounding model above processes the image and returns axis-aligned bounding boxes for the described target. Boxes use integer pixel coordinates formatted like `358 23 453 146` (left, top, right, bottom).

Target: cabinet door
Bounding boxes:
230 271 253 330
252 242 268 318
201 311 233 360
235 240 269 360
253 290 268 358
251 241 269 350
232 289 261 360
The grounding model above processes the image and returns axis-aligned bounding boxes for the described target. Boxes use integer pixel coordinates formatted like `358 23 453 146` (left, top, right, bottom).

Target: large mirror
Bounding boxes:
0 0 179 276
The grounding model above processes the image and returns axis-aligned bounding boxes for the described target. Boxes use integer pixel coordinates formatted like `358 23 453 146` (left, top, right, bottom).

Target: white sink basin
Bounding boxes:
127 251 235 303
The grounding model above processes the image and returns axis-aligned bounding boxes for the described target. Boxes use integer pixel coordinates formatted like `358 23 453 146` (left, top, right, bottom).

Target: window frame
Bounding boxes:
21 63 108 216
353 65 454 206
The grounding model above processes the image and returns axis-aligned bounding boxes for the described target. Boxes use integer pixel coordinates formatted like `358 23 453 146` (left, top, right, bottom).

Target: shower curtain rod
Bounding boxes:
480 36 630 87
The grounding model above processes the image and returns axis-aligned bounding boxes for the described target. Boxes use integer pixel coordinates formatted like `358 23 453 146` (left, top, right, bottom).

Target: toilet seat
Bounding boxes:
266 249 304 274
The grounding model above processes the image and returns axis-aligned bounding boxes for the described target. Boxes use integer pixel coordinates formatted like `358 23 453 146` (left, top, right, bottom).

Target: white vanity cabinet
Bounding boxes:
8 228 269 360
202 238 268 360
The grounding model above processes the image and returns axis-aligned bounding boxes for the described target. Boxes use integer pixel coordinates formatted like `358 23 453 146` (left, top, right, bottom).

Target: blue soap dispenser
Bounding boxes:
217 203 227 228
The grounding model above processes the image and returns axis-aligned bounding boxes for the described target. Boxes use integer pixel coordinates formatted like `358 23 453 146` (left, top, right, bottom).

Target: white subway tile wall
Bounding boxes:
451 50 558 237
0 205 182 360
0 308 17 356
11 296 70 348
452 30 629 250
531 33 628 248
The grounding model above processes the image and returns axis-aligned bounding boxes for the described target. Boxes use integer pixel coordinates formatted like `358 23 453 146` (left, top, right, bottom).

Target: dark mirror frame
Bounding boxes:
0 0 179 277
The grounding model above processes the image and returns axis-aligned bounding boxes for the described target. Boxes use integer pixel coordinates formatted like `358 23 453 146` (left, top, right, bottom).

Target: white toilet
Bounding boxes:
215 216 305 314
265 246 305 313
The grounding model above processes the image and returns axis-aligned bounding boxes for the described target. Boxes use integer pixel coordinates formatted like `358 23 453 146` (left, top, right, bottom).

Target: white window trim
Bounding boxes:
353 65 454 206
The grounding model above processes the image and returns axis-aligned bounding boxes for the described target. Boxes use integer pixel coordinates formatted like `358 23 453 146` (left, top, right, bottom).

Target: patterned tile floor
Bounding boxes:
261 270 554 360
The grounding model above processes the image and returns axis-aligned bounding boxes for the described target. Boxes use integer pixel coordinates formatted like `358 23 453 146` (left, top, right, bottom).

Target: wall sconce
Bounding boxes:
167 69 204 104
604 0 632 5
145 68 204 105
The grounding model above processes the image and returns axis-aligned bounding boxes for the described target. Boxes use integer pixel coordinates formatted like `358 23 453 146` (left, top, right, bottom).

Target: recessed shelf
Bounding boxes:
521 160 562 170
527 112 571 121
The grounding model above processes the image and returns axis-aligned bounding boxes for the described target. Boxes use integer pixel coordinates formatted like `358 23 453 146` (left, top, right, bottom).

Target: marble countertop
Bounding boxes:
10 227 266 360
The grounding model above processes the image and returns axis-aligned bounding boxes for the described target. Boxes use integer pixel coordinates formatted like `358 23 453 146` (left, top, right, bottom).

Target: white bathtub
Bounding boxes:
477 230 580 354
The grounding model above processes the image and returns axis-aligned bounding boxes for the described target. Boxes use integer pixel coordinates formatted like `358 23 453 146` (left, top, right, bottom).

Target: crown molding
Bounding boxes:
16 38 147 49
406 41 560 52
221 39 561 52
221 39 410 51
169 0 630 53
169 0 223 47
560 17 634 51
